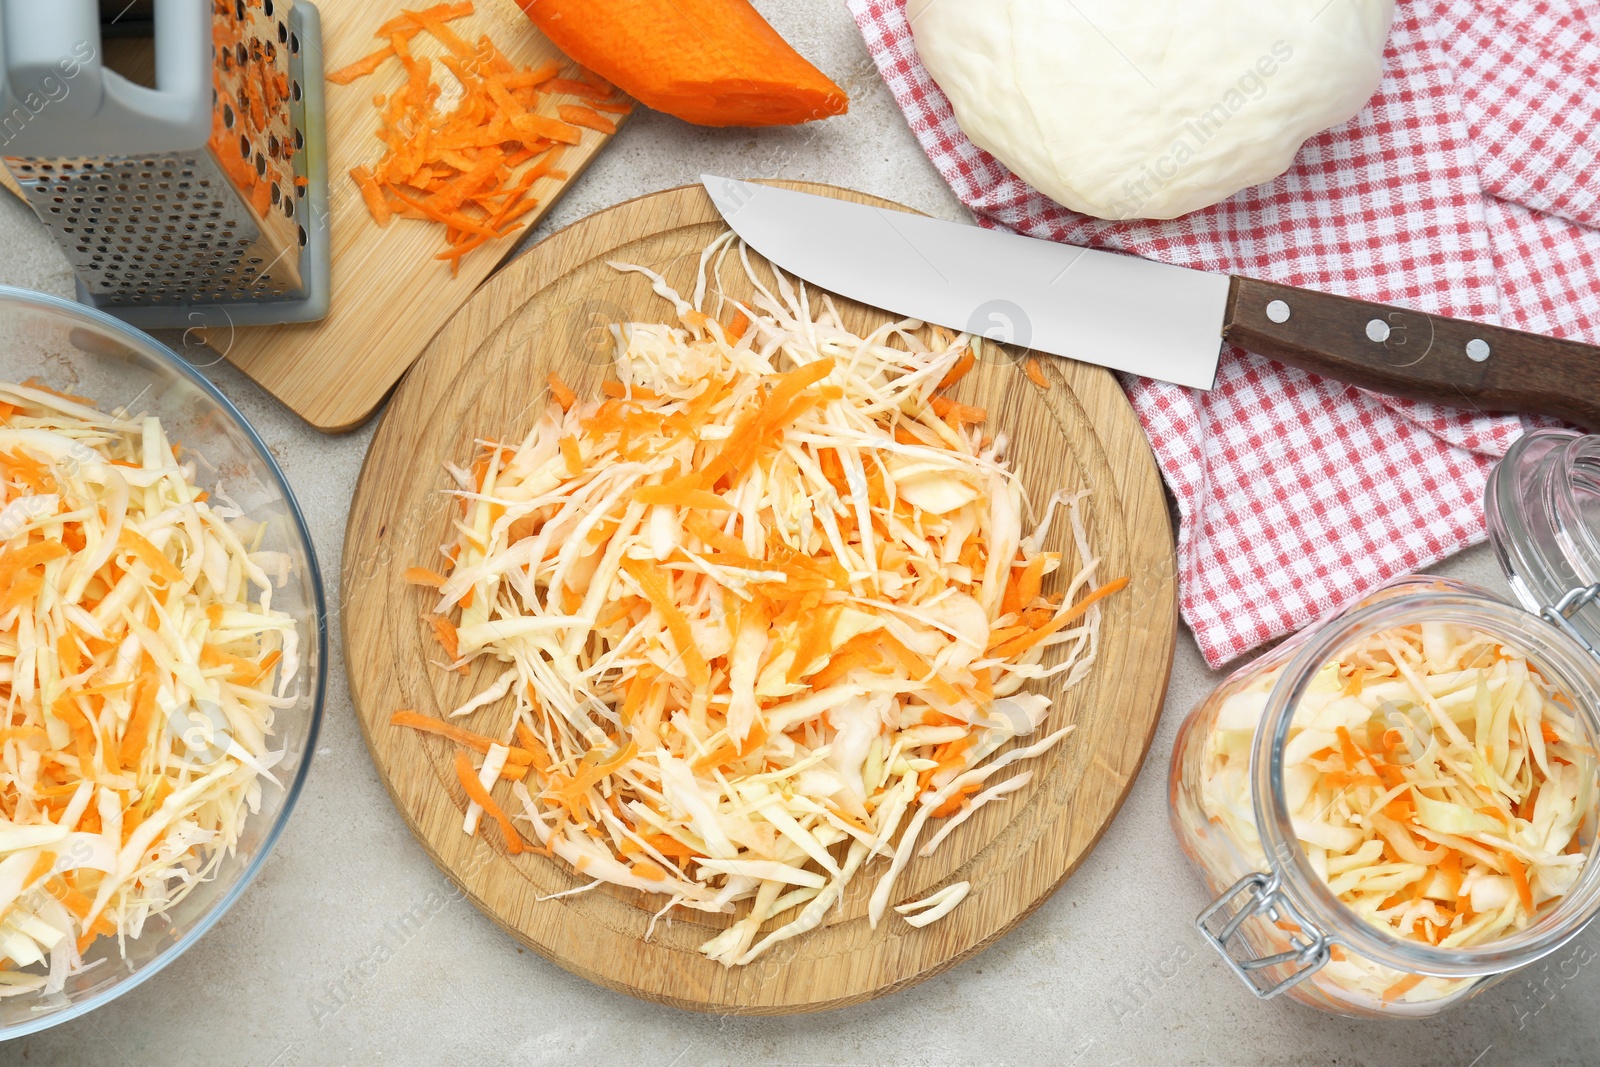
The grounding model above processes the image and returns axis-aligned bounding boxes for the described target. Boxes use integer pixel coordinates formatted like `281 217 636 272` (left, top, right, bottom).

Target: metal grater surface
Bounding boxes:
3 0 327 321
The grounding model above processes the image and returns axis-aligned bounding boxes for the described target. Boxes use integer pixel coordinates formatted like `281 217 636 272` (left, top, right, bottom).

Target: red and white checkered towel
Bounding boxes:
847 0 1600 667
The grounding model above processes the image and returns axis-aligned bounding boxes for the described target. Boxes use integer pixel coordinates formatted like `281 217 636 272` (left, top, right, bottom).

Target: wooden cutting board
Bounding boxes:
342 181 1179 1013
1 0 624 433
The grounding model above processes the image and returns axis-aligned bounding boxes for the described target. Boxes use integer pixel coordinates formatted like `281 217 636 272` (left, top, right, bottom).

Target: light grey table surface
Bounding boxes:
4 4 1595 1065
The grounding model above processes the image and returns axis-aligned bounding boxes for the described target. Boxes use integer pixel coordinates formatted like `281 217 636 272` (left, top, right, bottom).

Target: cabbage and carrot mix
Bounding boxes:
0 382 297 998
392 235 1123 965
1202 622 1595 1004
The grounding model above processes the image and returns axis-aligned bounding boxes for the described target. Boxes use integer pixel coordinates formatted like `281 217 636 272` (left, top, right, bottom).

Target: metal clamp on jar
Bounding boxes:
1170 429 1600 1017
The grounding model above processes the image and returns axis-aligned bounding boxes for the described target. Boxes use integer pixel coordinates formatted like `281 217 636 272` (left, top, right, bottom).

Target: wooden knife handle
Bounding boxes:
1221 276 1600 432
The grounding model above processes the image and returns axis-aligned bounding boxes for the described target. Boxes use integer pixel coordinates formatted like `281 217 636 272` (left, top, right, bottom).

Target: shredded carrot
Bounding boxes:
631 484 732 510
989 577 1129 658
428 615 467 672
330 4 605 269
1382 973 1425 1001
936 350 975 391
1024 358 1050 390
392 710 538 766
513 721 553 773
558 103 617 134
455 750 525 853
1501 849 1535 911
1011 555 1047 614
328 45 396 86
559 433 583 475
548 372 577 411
546 77 613 100
930 397 987 426
622 558 708 687
403 566 449 588
118 665 161 769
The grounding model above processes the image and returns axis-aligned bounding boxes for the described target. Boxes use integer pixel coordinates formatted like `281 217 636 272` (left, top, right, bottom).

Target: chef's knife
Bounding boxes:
702 176 1600 431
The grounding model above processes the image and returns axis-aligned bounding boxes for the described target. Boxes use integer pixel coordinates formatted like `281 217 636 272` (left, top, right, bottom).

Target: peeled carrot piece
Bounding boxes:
515 0 847 128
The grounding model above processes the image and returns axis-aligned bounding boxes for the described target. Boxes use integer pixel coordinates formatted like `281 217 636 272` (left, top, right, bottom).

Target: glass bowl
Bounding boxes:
0 286 326 1039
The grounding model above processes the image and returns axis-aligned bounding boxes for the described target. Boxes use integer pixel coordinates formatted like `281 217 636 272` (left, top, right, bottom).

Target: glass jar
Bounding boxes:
1169 429 1600 1017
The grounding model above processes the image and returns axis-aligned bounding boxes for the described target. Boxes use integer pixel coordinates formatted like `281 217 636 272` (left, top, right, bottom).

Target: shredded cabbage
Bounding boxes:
0 380 297 998
396 235 1124 965
1202 621 1596 1005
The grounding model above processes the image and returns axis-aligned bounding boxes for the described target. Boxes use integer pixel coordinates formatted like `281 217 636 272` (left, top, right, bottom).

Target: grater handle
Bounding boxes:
1 0 100 118
0 0 210 156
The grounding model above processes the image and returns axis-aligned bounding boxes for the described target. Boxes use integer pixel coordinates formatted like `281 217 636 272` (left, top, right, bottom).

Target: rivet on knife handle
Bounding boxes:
1220 277 1600 432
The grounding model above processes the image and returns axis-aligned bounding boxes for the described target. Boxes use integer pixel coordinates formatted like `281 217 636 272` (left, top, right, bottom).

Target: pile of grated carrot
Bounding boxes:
391 234 1126 965
328 2 633 273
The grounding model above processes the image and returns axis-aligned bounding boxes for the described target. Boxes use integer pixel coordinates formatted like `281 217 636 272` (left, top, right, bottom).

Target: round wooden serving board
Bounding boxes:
342 182 1178 1014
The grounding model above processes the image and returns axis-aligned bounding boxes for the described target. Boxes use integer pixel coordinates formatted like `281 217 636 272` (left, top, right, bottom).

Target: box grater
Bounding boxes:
0 0 330 329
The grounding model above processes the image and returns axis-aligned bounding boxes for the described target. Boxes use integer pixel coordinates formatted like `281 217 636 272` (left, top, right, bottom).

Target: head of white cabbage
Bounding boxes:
909 0 1395 220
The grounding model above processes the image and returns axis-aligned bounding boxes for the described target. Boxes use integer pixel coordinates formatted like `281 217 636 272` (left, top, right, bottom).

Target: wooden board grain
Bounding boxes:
342 181 1179 1014
2 1 624 432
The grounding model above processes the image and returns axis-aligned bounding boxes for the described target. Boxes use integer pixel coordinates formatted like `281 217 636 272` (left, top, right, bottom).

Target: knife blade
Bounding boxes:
702 175 1600 431
702 174 1229 390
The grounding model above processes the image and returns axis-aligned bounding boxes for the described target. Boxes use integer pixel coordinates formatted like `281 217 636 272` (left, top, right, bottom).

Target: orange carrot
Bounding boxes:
428 615 465 670
403 566 448 588
546 77 614 100
24 850 55 887
936 351 975 391
621 558 708 686
375 2 473 37
1501 849 1535 911
1013 556 1047 613
810 648 881 691
930 397 987 426
392 710 539 766
1383 973 1425 1001
515 0 846 128
698 358 835 485
0 540 70 587
547 742 638 809
1024 358 1051 390
988 576 1129 659
454 750 525 853
557 103 617 134
118 664 161 769
332 7 596 269
350 165 393 225
328 45 396 86
548 372 577 411
631 484 733 510
115 531 182 588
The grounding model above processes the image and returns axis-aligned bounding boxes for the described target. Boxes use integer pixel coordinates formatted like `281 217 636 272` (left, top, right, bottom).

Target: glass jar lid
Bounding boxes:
1486 429 1600 653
